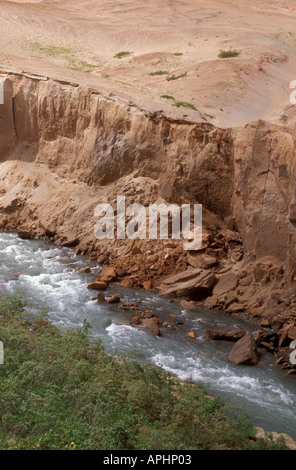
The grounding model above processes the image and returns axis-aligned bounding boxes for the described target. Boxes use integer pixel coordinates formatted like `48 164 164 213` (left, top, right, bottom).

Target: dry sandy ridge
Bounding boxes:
1 0 296 127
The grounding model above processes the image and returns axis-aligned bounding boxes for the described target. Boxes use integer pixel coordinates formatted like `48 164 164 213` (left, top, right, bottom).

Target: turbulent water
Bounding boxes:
0 232 295 439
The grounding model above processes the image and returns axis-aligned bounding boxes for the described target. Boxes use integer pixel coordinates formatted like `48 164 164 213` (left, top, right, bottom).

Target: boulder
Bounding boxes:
87 281 108 291
213 272 238 297
159 268 217 299
142 280 153 290
142 317 161 336
287 326 296 341
18 231 33 240
97 292 105 303
226 302 245 313
132 316 141 325
121 278 133 288
81 266 91 273
61 238 79 247
279 323 296 347
187 254 217 270
205 328 245 341
204 295 218 309
99 266 118 282
188 331 196 339
227 333 259 365
179 299 196 310
107 295 120 304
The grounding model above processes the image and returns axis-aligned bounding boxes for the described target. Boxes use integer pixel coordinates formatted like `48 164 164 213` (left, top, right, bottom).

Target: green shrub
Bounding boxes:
149 70 169 76
218 49 240 58
160 95 175 100
114 51 133 59
166 72 187 81
173 101 196 110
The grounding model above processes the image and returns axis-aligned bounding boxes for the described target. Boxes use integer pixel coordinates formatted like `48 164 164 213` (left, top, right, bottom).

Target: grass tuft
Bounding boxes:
160 95 175 100
173 101 197 110
149 70 169 76
166 72 187 81
114 51 133 59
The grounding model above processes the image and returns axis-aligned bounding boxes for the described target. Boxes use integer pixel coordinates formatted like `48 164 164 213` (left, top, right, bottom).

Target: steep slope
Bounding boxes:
0 71 296 329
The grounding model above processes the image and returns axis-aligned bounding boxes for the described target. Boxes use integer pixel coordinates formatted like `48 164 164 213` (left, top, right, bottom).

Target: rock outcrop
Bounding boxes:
1 70 296 326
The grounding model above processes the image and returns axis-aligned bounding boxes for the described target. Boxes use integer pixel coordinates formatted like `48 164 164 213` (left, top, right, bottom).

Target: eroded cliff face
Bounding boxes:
1 71 296 328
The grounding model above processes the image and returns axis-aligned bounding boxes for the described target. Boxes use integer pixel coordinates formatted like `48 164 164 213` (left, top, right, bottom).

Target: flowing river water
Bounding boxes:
0 232 295 439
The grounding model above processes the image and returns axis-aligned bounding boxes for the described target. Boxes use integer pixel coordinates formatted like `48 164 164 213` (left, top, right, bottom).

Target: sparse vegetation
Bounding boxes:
30 42 72 57
160 95 175 100
166 72 187 81
30 41 101 72
218 49 240 58
174 52 183 56
160 95 196 110
113 51 133 59
0 295 288 450
173 101 197 110
149 70 169 76
67 58 101 72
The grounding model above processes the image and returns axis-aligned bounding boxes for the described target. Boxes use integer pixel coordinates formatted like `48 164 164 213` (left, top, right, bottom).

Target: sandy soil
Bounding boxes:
1 0 296 127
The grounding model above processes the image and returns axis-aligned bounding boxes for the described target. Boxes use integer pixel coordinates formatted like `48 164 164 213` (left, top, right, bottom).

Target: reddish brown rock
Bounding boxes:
97 292 105 303
121 278 133 288
159 268 217 299
188 331 196 339
226 302 245 313
132 316 141 325
205 328 245 341
279 323 296 347
213 272 238 298
179 299 196 310
99 266 118 282
203 295 218 309
107 295 120 304
142 317 161 336
187 254 217 270
287 326 296 341
81 266 91 273
87 281 108 290
142 280 152 290
18 231 33 240
228 333 260 366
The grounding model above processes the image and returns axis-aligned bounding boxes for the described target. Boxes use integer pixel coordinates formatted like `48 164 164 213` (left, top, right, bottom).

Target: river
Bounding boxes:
0 232 295 439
